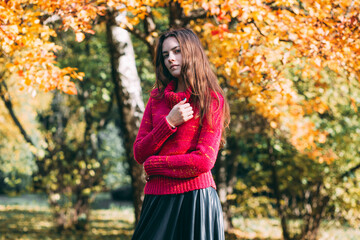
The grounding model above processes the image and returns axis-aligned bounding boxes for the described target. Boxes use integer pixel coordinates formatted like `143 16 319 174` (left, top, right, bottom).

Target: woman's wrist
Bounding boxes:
166 116 176 128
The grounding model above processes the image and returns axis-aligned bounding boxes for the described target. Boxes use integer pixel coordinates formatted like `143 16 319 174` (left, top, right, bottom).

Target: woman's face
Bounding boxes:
162 37 182 79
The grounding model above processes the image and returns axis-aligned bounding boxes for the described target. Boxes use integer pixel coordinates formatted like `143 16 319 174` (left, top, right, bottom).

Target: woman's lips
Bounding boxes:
170 65 178 70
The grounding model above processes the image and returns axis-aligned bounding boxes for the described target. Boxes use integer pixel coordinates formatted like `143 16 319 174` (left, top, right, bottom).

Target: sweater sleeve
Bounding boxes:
143 94 224 178
133 95 177 164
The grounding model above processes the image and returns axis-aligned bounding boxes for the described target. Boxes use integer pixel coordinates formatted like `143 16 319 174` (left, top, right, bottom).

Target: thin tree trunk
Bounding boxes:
267 138 291 240
225 136 241 226
169 1 184 28
300 184 329 240
215 139 240 232
106 9 146 226
215 150 232 231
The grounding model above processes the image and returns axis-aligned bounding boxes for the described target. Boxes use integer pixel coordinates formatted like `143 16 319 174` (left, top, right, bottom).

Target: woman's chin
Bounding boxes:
170 73 181 79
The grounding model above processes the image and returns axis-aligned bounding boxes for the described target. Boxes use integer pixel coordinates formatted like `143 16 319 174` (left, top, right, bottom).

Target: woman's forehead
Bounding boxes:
162 37 180 52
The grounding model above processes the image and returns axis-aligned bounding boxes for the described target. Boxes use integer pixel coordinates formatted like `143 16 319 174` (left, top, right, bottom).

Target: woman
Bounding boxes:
132 28 230 240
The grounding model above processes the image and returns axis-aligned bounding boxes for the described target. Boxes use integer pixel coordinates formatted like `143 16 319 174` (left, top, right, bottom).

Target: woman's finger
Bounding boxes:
181 104 192 112
187 115 194 121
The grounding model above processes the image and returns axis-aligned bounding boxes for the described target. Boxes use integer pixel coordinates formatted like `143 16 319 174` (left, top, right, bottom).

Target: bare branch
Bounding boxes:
250 19 266 37
183 8 208 25
345 0 355 17
0 81 36 147
340 162 360 179
263 1 299 15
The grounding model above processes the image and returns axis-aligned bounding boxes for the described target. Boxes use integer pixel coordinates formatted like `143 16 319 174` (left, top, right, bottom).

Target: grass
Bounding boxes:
0 193 359 240
231 217 360 240
0 205 134 240
0 193 134 240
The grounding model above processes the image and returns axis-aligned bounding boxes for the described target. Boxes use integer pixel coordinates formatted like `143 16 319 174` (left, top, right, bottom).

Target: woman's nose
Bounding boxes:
168 52 175 61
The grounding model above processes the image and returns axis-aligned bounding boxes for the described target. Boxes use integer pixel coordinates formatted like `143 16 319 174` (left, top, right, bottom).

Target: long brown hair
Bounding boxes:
154 28 230 146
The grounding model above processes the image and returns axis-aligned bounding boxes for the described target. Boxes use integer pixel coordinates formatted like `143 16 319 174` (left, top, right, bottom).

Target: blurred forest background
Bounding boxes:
1 0 360 240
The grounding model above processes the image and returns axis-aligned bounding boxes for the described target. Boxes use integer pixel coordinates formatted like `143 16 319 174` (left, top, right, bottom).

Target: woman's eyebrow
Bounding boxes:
162 46 180 54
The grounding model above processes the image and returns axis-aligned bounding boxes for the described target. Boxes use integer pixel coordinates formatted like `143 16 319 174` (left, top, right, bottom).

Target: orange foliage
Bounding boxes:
0 0 99 94
186 0 360 163
2 0 360 163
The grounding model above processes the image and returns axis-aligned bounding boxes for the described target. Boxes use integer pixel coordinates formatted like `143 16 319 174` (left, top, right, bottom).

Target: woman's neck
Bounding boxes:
175 79 186 93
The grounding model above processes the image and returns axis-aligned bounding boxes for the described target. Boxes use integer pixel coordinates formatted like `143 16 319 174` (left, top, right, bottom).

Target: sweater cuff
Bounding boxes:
152 116 177 142
144 156 165 176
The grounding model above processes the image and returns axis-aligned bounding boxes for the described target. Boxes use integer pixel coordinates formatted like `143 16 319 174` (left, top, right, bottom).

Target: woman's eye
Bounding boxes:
175 49 181 53
163 55 168 58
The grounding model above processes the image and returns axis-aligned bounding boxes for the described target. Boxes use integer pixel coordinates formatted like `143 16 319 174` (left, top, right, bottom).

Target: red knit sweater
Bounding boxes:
133 80 224 195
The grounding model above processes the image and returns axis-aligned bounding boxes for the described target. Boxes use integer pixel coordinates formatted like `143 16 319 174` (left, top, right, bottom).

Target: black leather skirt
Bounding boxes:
132 187 225 240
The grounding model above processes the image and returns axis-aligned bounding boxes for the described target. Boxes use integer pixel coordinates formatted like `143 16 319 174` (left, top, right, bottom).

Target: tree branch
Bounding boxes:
0 81 36 147
250 19 266 37
345 0 355 17
182 8 208 25
125 25 148 43
122 22 156 57
263 1 299 15
340 162 360 179
143 6 156 36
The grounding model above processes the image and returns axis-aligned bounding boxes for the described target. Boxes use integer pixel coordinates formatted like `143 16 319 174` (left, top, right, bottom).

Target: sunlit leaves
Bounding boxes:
189 1 359 164
2 0 359 188
0 1 99 94
105 0 360 165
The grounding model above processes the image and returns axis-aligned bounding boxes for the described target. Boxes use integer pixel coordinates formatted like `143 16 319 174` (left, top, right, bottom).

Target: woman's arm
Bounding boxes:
133 97 177 164
143 95 224 178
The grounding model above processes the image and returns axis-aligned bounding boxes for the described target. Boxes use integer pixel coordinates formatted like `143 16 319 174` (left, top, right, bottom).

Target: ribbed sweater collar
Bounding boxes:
164 80 192 108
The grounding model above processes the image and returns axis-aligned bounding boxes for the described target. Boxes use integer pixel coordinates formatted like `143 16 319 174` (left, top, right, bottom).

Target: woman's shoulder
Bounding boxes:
149 87 159 97
210 91 224 99
210 91 224 105
149 87 164 100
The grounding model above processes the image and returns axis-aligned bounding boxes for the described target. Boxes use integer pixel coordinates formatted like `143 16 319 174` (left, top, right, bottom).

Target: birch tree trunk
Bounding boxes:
106 9 145 226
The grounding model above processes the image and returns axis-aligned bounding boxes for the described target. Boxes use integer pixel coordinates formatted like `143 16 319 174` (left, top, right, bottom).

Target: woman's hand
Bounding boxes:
166 98 194 127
